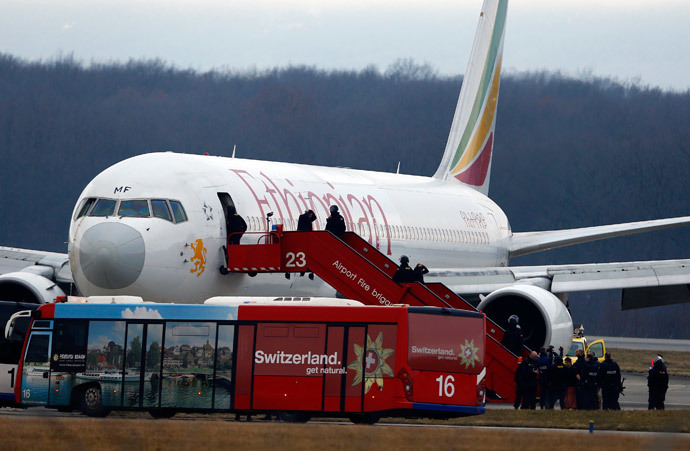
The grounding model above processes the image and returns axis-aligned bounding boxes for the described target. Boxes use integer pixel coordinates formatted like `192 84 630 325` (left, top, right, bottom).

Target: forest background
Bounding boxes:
1 54 689 337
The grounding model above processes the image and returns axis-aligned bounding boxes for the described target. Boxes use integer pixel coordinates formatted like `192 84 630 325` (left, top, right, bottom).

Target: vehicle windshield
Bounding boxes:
567 341 583 356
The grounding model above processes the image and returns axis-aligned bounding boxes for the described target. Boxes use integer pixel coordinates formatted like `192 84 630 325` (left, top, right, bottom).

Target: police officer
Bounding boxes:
548 356 567 409
393 255 416 283
536 347 552 409
521 351 540 409
598 352 621 410
325 205 346 238
501 315 524 356
413 263 429 283
226 205 247 244
582 353 600 410
648 356 669 410
297 209 316 231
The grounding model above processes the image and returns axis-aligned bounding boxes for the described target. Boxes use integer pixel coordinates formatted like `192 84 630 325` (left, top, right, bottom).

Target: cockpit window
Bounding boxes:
169 200 187 223
118 200 150 217
89 199 117 217
75 197 96 220
151 199 173 222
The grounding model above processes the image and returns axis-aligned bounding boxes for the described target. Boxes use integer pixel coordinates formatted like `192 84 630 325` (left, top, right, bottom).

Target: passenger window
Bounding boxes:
170 200 187 223
118 200 150 217
75 197 96 220
89 198 117 217
151 199 173 221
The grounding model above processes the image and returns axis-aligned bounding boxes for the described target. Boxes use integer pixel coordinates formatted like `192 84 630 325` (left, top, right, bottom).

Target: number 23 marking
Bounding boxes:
285 252 306 268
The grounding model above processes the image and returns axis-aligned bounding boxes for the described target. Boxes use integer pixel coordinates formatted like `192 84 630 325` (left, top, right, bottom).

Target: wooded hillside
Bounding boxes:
1 54 688 337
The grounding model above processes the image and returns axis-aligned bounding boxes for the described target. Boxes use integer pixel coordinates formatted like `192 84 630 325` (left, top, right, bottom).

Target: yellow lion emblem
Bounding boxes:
190 238 207 277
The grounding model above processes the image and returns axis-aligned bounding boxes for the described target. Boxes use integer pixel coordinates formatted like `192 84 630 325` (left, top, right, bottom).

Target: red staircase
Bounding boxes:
225 229 526 402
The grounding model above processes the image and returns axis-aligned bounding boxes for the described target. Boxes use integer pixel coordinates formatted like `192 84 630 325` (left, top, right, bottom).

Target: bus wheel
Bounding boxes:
80 384 109 417
348 414 380 425
149 409 176 419
278 412 310 423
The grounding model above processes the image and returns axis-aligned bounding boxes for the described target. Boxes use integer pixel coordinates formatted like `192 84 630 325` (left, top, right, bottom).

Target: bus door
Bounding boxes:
251 323 327 412
20 331 52 406
142 324 163 408
122 323 165 409
344 324 398 413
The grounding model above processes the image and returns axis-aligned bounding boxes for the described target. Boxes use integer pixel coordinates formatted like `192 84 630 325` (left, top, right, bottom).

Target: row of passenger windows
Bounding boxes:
244 216 491 245
75 197 188 223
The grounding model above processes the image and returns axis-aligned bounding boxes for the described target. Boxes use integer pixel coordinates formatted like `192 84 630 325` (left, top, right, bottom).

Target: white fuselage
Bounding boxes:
68 152 511 302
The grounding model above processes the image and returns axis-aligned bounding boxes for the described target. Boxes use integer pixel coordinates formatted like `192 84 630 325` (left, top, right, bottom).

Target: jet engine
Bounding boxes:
0 271 66 304
477 285 573 351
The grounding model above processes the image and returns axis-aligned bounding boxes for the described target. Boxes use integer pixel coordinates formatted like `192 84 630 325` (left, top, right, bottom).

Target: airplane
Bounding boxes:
2 0 690 353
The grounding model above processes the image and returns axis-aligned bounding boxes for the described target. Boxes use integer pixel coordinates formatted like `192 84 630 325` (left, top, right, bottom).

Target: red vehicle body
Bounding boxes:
15 302 485 423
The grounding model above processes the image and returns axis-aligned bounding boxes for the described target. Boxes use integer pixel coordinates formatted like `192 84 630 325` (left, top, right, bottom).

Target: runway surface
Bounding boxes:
594 336 690 352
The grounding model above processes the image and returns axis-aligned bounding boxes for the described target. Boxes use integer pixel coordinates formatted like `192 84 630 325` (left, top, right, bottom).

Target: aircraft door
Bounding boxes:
20 331 52 406
217 192 236 232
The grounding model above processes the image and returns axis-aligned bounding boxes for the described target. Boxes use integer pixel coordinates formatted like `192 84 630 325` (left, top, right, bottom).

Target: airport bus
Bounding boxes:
0 301 40 406
14 301 486 423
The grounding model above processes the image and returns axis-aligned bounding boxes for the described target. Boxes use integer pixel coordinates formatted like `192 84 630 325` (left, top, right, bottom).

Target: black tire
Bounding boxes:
149 409 176 419
278 411 311 423
348 413 380 425
79 384 109 417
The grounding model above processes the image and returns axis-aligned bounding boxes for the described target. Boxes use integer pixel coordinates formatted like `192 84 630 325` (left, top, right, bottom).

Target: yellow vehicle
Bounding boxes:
564 325 606 363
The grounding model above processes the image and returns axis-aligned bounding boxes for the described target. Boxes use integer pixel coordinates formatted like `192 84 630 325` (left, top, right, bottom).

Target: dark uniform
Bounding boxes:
226 206 247 244
536 351 552 409
648 359 669 410
521 355 539 409
393 256 415 283
513 358 529 409
325 206 346 238
598 356 621 410
413 263 429 283
581 357 600 410
297 210 316 231
501 323 524 357
548 357 568 409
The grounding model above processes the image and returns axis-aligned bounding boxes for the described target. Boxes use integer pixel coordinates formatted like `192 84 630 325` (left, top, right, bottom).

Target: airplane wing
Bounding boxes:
434 258 690 310
509 216 690 258
0 246 72 283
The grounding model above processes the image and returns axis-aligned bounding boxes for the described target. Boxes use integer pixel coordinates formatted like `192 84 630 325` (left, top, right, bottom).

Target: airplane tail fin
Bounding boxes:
433 0 508 196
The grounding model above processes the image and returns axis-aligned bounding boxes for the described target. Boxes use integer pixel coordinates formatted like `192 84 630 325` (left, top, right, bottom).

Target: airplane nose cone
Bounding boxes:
78 223 145 289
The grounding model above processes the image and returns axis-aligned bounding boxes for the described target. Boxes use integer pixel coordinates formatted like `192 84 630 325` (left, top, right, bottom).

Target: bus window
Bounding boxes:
51 320 87 371
142 324 163 408
151 200 173 222
24 334 50 363
86 321 125 407
89 199 117 217
214 325 234 410
118 200 151 218
123 323 144 407
162 322 215 409
169 201 188 223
